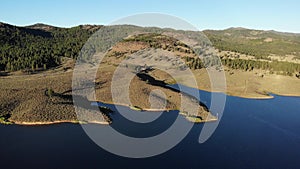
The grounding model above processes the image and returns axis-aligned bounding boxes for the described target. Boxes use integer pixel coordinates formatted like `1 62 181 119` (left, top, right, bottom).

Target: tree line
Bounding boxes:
222 58 300 76
183 56 300 76
204 29 300 60
0 23 100 71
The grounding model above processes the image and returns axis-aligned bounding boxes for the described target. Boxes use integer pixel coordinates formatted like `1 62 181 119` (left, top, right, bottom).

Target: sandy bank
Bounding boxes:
12 120 110 126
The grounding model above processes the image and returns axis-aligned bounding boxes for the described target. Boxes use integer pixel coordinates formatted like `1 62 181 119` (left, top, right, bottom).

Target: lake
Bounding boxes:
0 85 300 169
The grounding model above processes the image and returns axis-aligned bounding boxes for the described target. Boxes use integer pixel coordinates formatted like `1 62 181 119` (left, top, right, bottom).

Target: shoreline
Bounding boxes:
3 101 214 126
96 101 218 123
5 91 299 127
175 84 300 100
11 120 110 126
95 101 175 112
184 116 218 123
2 69 299 127
4 68 299 100
2 92 298 126
224 91 300 99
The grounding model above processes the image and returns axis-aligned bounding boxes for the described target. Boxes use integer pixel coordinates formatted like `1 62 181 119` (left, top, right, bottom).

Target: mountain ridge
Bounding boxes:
1 21 300 73
1 21 300 34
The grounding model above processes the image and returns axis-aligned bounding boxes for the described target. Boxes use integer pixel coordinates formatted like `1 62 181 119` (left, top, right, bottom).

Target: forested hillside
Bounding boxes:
1 22 300 76
204 28 300 59
0 22 101 71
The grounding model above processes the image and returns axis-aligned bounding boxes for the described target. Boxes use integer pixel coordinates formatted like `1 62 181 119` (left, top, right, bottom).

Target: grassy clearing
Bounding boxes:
0 69 112 125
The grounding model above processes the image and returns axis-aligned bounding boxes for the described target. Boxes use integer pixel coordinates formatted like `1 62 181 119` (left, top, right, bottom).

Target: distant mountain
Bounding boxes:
25 23 58 31
203 28 300 59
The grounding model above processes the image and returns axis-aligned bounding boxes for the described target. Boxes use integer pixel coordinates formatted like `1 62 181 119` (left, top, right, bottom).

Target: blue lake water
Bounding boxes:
0 85 300 169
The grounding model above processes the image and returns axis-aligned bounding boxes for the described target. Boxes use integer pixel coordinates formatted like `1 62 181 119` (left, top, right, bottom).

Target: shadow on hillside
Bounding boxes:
54 93 113 115
0 72 8 76
136 72 209 111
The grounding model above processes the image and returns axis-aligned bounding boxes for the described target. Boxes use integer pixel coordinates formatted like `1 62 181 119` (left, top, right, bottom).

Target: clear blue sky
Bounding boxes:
1 0 300 32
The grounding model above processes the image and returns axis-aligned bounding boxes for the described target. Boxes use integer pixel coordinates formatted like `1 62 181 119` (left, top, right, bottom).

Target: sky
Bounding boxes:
1 0 300 33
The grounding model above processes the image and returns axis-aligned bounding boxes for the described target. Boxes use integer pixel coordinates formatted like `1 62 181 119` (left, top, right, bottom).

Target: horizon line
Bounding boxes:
1 20 300 34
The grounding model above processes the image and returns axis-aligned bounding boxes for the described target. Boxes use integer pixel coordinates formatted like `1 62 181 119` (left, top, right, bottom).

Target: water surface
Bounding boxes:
0 86 300 169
